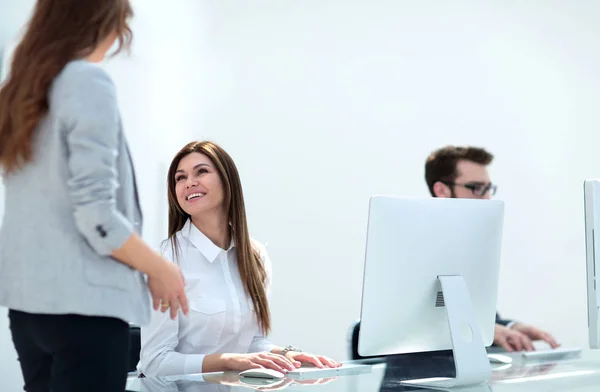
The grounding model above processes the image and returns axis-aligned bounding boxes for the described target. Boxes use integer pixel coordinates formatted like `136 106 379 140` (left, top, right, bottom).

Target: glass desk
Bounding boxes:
126 349 600 392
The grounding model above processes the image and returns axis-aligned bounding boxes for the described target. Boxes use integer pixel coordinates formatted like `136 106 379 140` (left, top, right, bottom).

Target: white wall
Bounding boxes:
102 0 209 247
192 0 600 360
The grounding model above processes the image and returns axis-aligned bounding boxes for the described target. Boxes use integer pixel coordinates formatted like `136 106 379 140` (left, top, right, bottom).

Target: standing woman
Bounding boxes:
0 1 189 391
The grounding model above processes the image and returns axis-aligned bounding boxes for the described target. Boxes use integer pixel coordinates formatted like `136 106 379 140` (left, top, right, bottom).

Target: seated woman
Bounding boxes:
139 141 340 377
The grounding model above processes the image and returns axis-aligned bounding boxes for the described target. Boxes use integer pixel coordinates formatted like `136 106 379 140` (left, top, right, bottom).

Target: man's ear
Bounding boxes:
432 181 451 198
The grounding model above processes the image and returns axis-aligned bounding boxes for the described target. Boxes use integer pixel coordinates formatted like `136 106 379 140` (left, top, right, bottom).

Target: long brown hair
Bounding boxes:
166 141 271 334
0 0 133 173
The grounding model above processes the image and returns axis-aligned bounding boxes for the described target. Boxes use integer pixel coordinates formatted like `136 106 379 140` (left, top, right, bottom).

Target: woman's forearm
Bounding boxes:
270 347 286 355
202 353 230 373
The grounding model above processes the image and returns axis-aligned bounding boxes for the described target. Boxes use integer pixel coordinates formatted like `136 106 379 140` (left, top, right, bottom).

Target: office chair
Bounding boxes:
348 319 362 360
128 325 141 373
348 319 385 361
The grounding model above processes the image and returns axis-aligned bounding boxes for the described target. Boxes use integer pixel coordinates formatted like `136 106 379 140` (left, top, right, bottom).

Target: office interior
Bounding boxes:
1 1 600 391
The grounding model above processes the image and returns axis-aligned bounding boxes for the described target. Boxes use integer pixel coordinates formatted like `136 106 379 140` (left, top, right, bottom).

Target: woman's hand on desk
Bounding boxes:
222 352 297 373
282 351 341 369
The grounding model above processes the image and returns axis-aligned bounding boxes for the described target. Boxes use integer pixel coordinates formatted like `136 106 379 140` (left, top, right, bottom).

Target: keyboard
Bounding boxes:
521 347 582 361
285 363 373 380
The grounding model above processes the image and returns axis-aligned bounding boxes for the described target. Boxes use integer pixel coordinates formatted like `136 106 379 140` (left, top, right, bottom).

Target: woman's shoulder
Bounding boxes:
51 60 115 103
63 59 111 77
250 238 268 259
250 238 272 274
156 236 177 261
157 232 188 263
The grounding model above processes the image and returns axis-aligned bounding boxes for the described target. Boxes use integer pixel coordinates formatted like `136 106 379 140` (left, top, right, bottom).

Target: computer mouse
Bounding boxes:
487 353 513 364
239 368 285 379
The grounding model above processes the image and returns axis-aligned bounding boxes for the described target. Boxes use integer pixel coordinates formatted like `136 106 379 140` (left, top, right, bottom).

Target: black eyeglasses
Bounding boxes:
445 182 497 197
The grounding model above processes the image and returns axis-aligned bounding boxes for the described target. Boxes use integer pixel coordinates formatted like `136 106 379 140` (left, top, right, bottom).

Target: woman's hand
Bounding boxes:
284 351 341 369
111 232 189 319
147 258 189 319
223 352 297 374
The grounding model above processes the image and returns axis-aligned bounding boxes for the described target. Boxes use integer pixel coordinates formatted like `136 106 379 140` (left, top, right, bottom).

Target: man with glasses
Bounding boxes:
425 145 559 352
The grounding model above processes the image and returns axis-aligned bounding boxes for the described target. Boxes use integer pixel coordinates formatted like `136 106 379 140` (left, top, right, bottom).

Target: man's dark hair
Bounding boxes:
425 146 494 196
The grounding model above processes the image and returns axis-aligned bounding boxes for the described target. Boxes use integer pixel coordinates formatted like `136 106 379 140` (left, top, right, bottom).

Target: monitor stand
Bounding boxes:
400 275 492 390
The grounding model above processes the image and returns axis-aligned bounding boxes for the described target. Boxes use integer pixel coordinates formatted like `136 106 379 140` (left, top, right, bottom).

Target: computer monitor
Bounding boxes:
584 179 600 349
358 195 504 388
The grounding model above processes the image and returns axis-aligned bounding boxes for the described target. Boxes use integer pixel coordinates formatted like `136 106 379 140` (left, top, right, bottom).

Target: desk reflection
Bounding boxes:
140 372 337 392
379 350 455 391
135 351 571 392
489 361 557 382
140 377 232 392
378 350 560 391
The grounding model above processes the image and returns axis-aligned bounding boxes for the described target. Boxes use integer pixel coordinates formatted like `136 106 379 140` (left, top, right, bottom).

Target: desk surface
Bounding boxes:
126 349 600 391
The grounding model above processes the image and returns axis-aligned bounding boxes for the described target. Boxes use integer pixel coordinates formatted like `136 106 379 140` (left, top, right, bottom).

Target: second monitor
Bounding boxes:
358 195 504 388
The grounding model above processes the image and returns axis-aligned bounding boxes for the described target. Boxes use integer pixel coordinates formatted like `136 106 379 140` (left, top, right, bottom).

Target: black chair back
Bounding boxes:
129 326 141 373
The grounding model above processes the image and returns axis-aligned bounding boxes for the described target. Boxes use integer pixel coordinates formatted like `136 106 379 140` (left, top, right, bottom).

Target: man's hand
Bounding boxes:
494 323 560 352
511 323 560 349
494 324 534 352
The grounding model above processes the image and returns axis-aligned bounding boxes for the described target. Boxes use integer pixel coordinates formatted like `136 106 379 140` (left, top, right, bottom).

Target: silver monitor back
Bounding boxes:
584 179 600 349
358 195 504 357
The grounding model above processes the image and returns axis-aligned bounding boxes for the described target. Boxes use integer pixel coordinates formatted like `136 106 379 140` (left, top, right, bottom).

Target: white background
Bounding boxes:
1 1 600 389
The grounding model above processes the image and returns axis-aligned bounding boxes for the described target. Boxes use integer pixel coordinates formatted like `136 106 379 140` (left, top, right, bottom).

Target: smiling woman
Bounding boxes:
138 140 341 377
174 154 225 222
